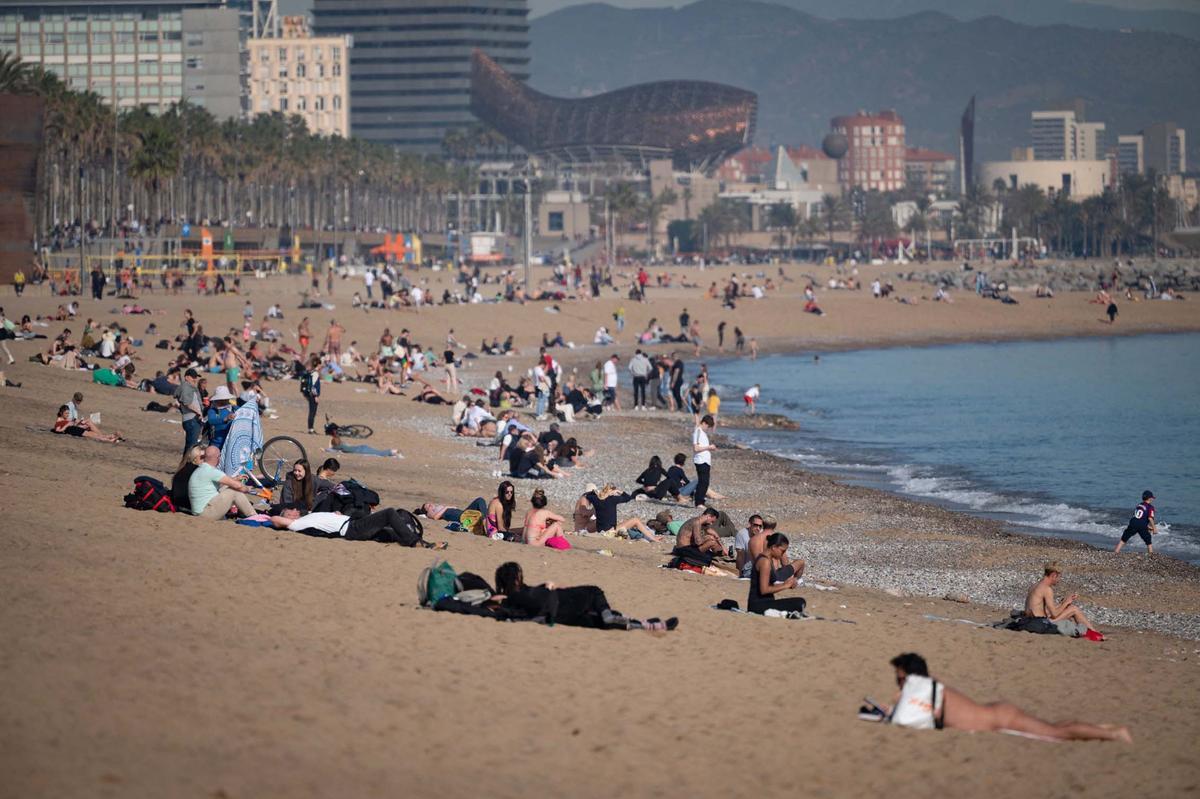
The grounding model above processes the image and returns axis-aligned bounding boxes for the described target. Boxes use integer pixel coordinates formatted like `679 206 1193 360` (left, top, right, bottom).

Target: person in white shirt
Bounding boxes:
269 506 445 547
364 269 375 299
602 354 621 410
744 384 761 415
692 414 716 507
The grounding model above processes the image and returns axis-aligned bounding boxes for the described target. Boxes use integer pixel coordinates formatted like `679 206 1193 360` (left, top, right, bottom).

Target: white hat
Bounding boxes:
210 385 235 402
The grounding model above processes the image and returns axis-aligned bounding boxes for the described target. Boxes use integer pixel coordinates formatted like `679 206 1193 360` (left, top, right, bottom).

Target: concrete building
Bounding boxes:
247 15 350 136
904 147 956 196
1031 109 1104 161
830 110 906 192
649 158 720 231
0 0 245 118
1142 122 1187 176
1117 134 1145 176
312 0 530 153
539 190 589 241
979 159 1112 199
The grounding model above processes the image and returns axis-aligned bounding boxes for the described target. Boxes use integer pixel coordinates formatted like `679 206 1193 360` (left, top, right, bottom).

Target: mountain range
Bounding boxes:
529 0 1200 167
528 0 1200 39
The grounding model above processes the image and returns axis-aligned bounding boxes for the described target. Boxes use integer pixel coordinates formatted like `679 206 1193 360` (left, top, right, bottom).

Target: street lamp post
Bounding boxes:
523 172 532 295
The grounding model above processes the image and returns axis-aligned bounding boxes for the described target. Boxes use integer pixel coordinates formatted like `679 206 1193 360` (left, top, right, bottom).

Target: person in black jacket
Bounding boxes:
493 562 675 631
576 484 661 541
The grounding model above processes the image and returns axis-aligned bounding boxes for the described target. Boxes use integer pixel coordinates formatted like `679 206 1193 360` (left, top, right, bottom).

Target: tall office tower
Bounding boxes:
0 0 245 118
312 0 530 153
1142 122 1187 175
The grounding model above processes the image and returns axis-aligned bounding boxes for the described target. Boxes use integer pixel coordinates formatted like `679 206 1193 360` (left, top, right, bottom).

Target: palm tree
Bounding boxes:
821 193 848 246
0 51 35 93
681 185 694 220
766 202 797 255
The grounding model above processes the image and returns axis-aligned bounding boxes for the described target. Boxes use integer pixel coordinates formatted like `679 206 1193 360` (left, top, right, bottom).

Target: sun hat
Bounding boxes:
210 385 235 402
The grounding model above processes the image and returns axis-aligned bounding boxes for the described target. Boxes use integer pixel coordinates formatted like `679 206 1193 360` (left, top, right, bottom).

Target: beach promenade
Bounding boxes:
2 263 1199 797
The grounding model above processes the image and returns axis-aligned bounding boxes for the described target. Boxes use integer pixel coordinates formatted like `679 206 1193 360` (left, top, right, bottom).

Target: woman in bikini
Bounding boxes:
297 317 311 358
488 480 517 540
521 488 568 548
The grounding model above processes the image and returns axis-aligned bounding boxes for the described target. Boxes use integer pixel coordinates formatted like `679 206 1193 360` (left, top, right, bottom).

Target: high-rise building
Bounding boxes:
1142 122 1187 175
830 109 906 192
904 147 956 196
312 0 530 153
0 0 245 118
1031 109 1104 161
247 15 351 136
1117 134 1144 176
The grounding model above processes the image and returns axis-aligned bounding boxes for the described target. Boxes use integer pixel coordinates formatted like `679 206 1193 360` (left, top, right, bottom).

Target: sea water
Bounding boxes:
710 333 1200 563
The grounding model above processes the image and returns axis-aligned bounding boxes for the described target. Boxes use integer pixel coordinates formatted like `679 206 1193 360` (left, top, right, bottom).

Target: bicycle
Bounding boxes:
258 435 308 484
324 413 373 439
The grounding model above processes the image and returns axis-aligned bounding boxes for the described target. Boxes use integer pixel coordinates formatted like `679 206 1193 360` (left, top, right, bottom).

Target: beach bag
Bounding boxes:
123 475 176 513
891 675 942 730
418 559 462 607
458 509 484 535
315 479 381 520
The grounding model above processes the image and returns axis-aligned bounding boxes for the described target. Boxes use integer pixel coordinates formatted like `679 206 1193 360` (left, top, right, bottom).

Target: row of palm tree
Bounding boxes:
2 52 460 240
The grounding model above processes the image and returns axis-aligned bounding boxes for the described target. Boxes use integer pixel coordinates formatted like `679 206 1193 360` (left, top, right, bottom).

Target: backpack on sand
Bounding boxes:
124 475 176 513
418 559 462 607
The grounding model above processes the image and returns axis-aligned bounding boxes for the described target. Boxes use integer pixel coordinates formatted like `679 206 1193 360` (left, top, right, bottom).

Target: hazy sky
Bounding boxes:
280 0 1199 18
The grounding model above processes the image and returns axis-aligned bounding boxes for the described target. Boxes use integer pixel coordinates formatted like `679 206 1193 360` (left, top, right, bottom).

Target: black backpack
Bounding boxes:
124 475 176 513
312 479 381 521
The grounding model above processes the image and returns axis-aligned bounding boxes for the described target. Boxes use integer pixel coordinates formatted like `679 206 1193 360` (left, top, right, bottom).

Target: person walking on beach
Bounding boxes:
297 317 312 358
1106 300 1118 324
629 349 651 410
603 353 621 410
301 354 322 435
1115 490 1156 554
882 653 1131 742
692 414 716 507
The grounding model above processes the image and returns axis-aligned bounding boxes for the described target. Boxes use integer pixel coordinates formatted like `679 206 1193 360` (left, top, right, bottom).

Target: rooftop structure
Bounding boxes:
469 50 756 173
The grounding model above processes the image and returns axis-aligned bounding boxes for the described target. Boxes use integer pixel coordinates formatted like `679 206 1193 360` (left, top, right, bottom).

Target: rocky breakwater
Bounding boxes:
895 258 1200 293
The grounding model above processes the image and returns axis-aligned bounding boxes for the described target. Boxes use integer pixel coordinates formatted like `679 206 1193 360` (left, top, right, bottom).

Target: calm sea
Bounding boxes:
710 333 1200 563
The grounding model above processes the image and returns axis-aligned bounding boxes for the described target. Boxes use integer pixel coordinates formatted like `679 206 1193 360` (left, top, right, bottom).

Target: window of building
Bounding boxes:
280 97 288 111
185 34 202 47
296 63 306 78
296 46 304 61
185 56 202 69
278 66 288 79
548 211 564 232
279 82 287 94
258 97 269 112
278 46 287 61
332 46 341 59
314 95 324 110
296 96 306 111
314 46 323 60
332 63 341 77
332 95 341 110
316 63 325 78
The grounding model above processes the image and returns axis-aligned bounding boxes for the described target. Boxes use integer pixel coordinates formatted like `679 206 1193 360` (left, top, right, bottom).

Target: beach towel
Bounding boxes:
219 397 263 477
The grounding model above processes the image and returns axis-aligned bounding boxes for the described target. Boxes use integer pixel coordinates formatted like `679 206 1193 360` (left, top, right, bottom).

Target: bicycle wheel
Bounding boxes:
258 435 307 483
337 423 374 439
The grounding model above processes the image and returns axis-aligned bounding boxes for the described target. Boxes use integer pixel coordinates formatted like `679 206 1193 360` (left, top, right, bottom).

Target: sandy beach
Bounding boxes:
2 263 1199 798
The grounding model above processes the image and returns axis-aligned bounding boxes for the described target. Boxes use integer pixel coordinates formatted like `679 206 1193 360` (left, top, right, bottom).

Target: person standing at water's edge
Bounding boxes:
692 414 716 507
1115 490 1156 554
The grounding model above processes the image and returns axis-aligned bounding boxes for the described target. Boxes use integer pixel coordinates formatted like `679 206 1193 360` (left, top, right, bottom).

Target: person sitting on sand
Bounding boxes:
189 445 257 520
326 428 402 459
487 480 518 540
522 488 570 548
880 653 1130 742
53 404 122 443
747 532 807 614
171 445 204 512
745 516 802 579
279 459 316 511
675 507 724 554
269 506 446 548
734 514 764 576
492 561 675 631
1024 562 1100 639
577 484 661 541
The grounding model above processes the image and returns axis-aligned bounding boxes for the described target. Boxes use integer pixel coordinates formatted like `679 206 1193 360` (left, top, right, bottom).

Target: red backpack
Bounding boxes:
124 475 176 513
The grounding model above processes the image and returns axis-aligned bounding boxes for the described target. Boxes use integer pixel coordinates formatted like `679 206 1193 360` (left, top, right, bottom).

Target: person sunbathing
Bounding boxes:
269 506 446 548
1024 562 1100 638
326 429 401 458
881 653 1131 742
521 488 569 548
53 404 122 443
492 561 675 631
578 484 661 541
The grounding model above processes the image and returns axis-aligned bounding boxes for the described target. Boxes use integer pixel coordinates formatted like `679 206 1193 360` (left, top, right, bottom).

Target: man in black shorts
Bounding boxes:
1115 490 1156 554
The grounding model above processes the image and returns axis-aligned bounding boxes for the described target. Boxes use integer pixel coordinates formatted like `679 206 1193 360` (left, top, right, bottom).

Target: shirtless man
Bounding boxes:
324 319 345 359
675 506 723 554
297 317 312 358
744 516 804 580
1024 562 1098 638
885 653 1131 742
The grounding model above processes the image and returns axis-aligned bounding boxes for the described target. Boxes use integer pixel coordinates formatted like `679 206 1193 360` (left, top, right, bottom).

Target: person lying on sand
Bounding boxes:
492 561 676 631
53 404 123 443
880 653 1131 742
1024 562 1101 639
326 429 402 458
269 506 446 548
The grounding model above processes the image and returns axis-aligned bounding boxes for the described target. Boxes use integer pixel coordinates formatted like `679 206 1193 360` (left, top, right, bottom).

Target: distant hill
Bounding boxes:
530 0 1200 167
526 0 1200 38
